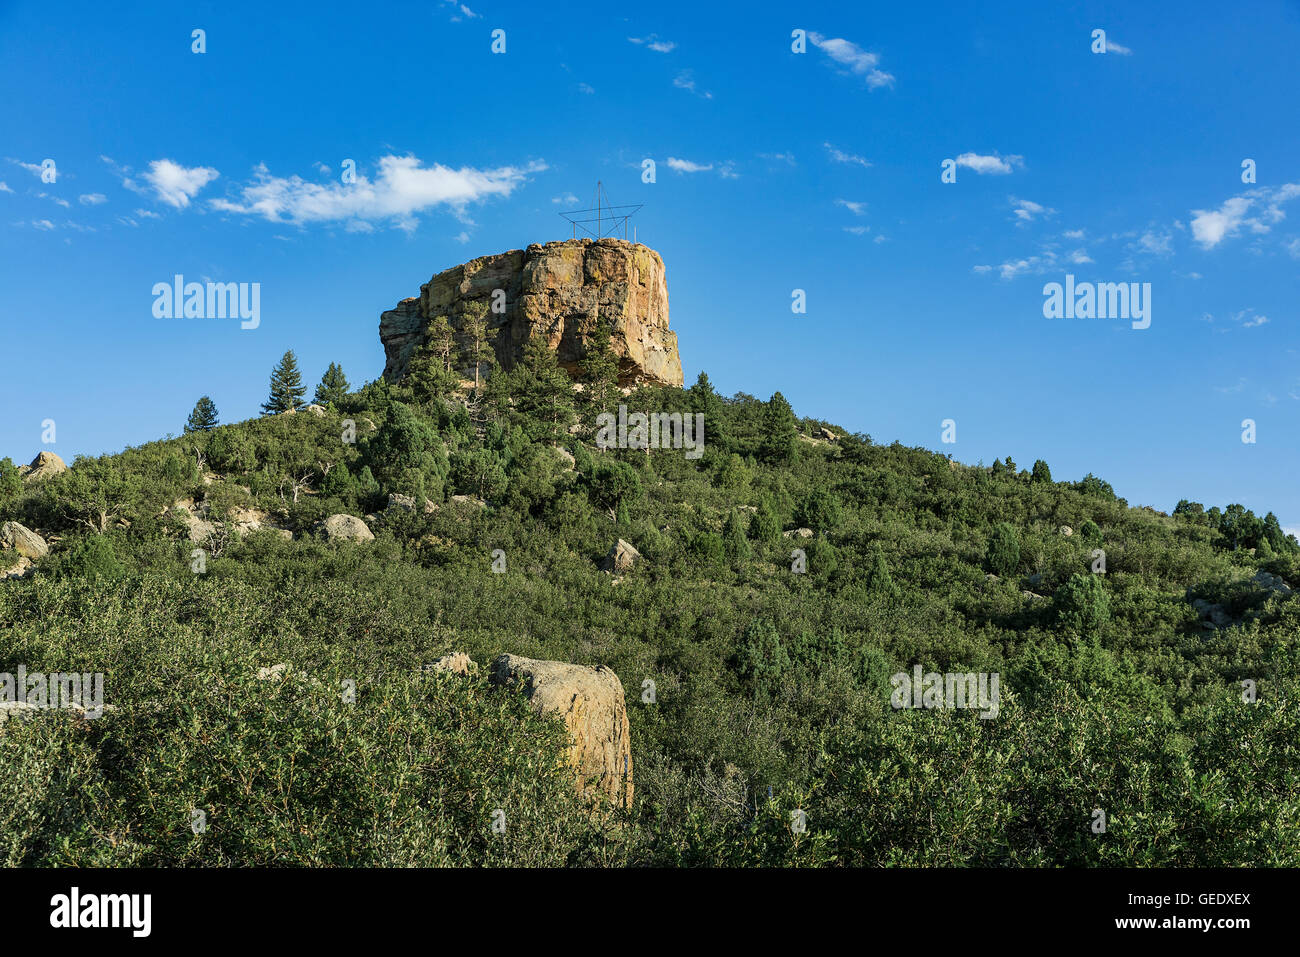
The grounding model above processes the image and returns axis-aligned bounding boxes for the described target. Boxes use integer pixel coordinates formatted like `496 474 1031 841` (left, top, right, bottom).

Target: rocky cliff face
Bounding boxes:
379 238 683 388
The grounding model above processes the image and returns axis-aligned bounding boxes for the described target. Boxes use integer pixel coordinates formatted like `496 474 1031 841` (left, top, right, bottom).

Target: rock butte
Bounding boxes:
380 238 683 389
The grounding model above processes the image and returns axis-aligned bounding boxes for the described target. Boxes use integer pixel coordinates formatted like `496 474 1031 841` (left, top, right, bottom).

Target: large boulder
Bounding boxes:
317 514 374 542
380 239 683 388
19 451 67 482
0 521 49 560
489 654 633 808
601 538 641 573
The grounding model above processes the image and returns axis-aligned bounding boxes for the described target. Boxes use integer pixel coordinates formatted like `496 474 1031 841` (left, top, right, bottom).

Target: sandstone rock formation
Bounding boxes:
1 521 49 560
601 539 641 573
385 493 437 515
317 514 374 542
380 239 683 389
489 654 633 807
19 451 67 482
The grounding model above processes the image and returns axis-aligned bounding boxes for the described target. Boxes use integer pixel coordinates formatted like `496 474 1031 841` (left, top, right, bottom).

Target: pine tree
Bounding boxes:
426 314 458 374
579 319 620 413
184 396 219 433
759 391 798 464
261 350 307 414
748 494 782 543
723 510 751 560
460 301 495 394
488 333 575 441
313 362 350 406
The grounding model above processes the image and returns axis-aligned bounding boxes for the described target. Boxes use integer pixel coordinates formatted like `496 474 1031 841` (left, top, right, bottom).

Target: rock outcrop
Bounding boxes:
317 514 374 542
489 654 633 808
380 239 683 389
19 451 67 482
601 539 641 573
1 521 49 560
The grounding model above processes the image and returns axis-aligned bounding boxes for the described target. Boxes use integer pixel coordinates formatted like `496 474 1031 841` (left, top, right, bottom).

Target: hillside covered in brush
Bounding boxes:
2 342 1299 866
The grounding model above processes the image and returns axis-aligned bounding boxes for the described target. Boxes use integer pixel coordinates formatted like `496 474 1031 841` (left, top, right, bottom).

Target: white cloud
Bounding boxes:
578 82 595 94
672 70 712 99
835 199 867 215
995 257 1048 280
1105 38 1133 55
759 152 797 166
454 230 471 243
1064 228 1085 239
1289 238 1300 259
38 192 70 208
135 208 161 219
1011 197 1053 222
1135 228 1173 256
140 159 219 208
552 192 579 205
209 155 545 230
79 192 107 205
956 152 1024 175
666 157 713 173
32 219 55 230
0 181 11 193
1191 184 1300 249
807 32 895 89
628 35 675 53
824 142 871 168
843 225 870 235
1069 249 1093 264
8 158 46 177
439 1 479 21
1230 308 1269 328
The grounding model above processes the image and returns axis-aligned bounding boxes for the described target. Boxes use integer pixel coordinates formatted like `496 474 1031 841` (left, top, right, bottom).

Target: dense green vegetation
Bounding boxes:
3 344 1299 867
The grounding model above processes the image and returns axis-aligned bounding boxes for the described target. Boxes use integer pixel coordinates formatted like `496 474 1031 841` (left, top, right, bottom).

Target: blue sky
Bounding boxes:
2 0 1298 530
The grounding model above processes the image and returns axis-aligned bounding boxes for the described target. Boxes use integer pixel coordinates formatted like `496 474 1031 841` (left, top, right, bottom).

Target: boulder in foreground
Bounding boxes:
489 654 633 808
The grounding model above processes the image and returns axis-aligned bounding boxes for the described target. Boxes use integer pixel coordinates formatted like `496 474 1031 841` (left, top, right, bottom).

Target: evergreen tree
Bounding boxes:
313 362 350 406
184 396 220 433
1031 459 1052 483
407 338 460 404
261 350 307 414
737 618 789 700
488 333 575 441
425 314 458 374
460 301 496 394
759 391 798 464
1079 519 1102 545
748 494 782 543
688 371 725 448
1053 573 1111 644
579 319 621 413
985 522 1021 576
723 510 751 560
865 543 896 596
